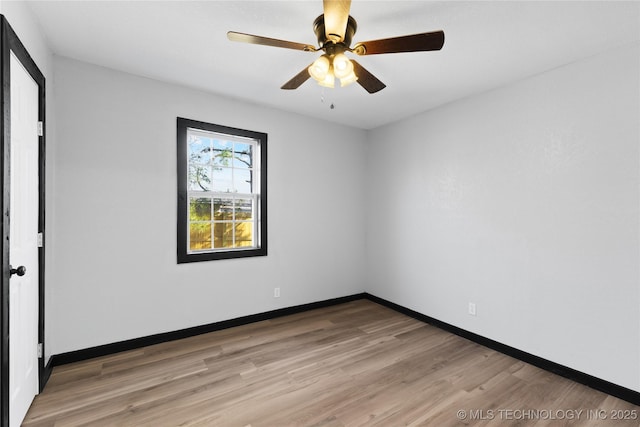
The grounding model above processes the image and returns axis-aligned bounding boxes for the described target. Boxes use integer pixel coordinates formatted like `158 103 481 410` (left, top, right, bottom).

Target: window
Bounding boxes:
177 118 267 263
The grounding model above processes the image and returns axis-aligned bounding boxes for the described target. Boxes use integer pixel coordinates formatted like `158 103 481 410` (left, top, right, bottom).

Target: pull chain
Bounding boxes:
320 87 335 110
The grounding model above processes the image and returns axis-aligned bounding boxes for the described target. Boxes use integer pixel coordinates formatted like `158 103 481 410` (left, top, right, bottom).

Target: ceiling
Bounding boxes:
26 1 640 130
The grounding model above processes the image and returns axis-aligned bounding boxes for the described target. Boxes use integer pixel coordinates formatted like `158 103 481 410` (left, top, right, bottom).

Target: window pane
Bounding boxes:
235 222 254 247
188 135 211 164
190 198 211 221
190 222 212 250
213 139 232 167
233 143 253 168
188 165 212 191
235 198 253 220
211 167 233 192
234 169 252 193
214 222 234 248
213 198 233 220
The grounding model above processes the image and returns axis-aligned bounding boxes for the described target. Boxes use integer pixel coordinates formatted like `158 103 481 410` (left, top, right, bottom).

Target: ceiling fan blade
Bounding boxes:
353 30 444 55
281 65 313 90
351 60 386 94
227 31 316 52
323 0 351 42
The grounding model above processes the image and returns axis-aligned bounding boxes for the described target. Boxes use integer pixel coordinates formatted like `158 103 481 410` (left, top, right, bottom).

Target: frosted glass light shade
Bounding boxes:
308 55 330 82
332 53 353 79
318 71 335 88
339 69 358 87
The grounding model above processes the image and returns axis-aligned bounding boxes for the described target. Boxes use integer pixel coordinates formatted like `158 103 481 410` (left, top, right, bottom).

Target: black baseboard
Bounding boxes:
47 291 639 407
41 357 53 393
364 293 640 407
50 293 366 367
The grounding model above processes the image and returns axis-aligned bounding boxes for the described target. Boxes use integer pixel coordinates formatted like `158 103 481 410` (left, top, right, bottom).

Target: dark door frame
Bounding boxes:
0 15 46 427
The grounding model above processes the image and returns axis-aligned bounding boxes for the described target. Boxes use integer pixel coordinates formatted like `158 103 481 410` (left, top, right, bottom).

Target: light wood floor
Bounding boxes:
23 300 639 426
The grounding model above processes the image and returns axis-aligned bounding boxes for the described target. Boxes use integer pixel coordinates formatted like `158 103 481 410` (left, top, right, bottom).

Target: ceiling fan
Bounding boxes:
227 0 444 94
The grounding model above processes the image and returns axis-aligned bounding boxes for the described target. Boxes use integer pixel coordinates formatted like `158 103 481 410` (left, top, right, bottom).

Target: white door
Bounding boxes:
8 51 40 427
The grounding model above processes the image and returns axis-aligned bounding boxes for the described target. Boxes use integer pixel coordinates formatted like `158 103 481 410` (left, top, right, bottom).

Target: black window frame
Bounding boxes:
177 117 267 263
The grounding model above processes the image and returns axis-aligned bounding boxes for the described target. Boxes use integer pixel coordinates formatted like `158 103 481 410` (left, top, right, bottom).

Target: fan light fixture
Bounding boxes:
308 53 357 88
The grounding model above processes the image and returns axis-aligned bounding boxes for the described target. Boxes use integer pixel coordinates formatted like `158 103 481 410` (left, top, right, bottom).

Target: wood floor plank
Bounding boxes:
23 300 640 426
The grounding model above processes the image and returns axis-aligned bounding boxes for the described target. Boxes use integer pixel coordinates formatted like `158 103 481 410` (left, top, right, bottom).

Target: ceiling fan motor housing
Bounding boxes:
313 14 358 49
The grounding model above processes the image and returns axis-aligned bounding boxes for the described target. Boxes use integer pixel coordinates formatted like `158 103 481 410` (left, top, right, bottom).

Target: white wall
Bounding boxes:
0 1 56 363
366 44 640 391
0 2 51 73
50 56 367 355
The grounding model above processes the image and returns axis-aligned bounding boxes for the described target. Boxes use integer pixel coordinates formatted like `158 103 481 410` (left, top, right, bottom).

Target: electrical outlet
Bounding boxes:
468 302 477 316
274 287 280 298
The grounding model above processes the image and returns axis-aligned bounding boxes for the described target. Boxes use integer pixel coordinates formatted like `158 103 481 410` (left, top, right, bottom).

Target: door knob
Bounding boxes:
9 265 26 277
